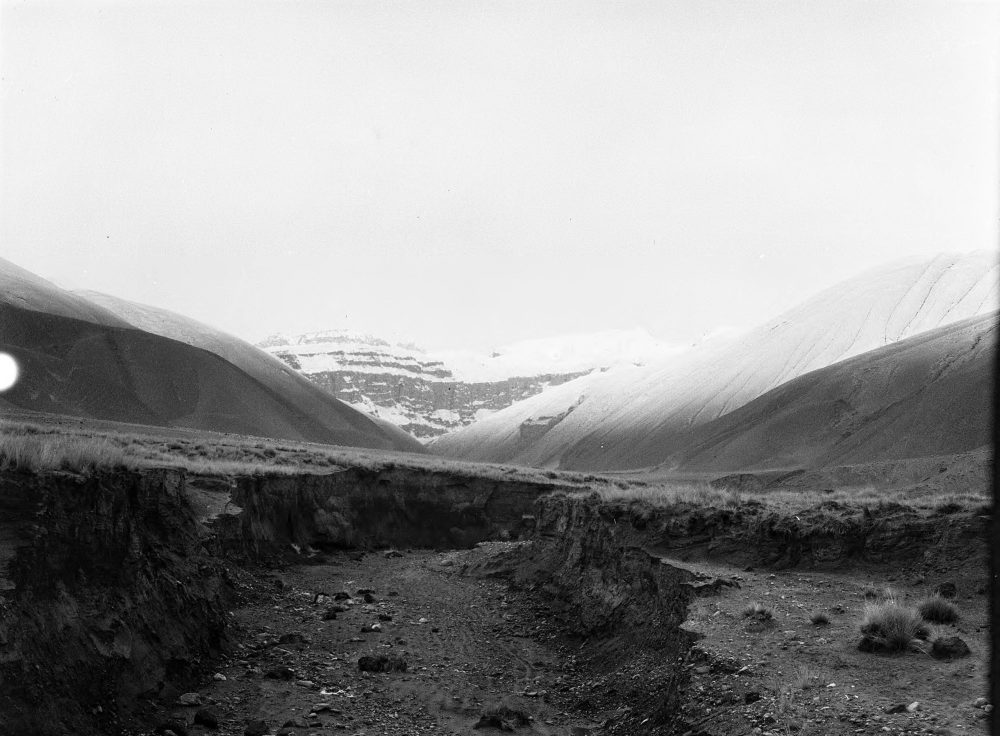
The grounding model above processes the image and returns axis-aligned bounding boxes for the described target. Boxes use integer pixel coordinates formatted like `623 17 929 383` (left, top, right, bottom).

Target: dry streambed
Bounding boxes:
0 467 990 736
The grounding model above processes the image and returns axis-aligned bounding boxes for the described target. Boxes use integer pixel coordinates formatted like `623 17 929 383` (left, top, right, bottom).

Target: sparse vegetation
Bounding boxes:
742 602 774 621
810 611 830 626
858 601 930 653
862 585 898 602
917 595 959 624
790 663 824 690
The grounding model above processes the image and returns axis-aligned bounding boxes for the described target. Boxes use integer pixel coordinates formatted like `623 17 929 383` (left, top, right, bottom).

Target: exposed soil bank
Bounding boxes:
0 468 231 736
0 465 569 735
0 467 988 735
472 501 702 733
211 466 567 558
537 492 989 571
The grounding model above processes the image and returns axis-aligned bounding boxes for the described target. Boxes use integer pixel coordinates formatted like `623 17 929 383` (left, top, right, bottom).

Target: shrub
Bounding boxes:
858 601 930 653
810 612 830 626
917 595 959 624
743 602 774 621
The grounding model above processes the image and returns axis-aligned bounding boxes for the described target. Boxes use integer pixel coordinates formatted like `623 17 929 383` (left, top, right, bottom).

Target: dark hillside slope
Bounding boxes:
667 312 996 471
77 290 420 450
0 259 423 451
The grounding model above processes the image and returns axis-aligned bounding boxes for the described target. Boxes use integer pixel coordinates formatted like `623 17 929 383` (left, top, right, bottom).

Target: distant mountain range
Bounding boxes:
429 251 998 470
0 258 422 453
258 328 686 439
3 250 994 477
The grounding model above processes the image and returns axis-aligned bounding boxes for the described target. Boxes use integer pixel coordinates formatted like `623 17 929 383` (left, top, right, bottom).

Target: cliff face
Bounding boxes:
259 330 592 439
0 469 231 736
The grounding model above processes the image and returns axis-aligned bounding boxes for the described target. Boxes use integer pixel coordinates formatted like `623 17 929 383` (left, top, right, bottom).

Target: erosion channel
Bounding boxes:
0 467 987 736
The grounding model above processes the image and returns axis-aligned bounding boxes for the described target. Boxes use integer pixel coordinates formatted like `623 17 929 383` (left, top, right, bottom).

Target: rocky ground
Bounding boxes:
147 545 607 736
143 541 990 736
675 556 990 736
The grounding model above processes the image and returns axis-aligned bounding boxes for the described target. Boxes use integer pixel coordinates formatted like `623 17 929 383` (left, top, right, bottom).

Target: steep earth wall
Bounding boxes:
0 465 567 735
531 493 989 572
0 468 231 736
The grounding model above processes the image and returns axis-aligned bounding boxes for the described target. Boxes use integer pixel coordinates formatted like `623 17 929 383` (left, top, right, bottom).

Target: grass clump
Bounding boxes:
858 601 930 653
862 585 898 602
917 595 959 624
742 602 774 621
810 611 830 626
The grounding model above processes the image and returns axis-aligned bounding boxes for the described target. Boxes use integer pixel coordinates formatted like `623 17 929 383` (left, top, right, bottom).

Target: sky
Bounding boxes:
1 0 998 351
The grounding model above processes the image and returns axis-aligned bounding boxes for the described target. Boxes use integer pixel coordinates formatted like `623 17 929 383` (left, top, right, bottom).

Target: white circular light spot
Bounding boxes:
0 353 19 392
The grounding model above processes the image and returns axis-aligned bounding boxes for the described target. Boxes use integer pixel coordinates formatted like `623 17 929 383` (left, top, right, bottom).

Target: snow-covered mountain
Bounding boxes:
258 328 684 439
429 251 999 469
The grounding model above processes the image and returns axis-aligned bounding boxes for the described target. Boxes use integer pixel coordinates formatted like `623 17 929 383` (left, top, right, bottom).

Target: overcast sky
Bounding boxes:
2 1 997 350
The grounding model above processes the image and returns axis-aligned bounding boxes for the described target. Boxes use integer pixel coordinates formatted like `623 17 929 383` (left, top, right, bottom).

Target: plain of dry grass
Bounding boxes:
0 416 601 485
579 478 989 517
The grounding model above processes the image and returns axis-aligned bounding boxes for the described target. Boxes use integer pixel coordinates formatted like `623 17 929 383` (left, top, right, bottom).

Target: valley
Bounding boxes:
0 415 990 736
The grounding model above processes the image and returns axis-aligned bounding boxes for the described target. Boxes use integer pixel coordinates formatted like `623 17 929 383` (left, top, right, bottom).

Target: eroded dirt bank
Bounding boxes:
0 468 989 735
0 468 231 735
0 465 578 735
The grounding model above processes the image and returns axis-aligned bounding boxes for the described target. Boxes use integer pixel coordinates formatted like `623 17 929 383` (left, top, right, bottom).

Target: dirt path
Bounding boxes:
153 546 596 736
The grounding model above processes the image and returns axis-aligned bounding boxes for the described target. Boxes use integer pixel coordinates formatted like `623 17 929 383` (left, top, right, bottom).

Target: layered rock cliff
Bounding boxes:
258 329 678 439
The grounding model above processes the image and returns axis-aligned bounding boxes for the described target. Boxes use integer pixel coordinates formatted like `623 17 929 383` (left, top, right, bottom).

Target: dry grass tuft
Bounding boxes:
742 602 774 621
810 611 830 626
917 595 959 624
859 601 930 653
862 585 898 602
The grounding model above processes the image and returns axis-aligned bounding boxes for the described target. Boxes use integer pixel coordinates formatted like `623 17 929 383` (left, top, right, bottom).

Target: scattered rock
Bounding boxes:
363 592 376 603
282 717 311 729
278 632 309 647
744 692 762 704
474 705 532 731
211 672 227 682
357 654 408 673
930 635 971 660
973 697 989 708
378 613 393 621
385 549 404 558
333 591 352 601
244 720 269 736
322 608 338 620
264 665 296 680
155 720 189 736
356 588 375 595
177 692 202 706
194 707 221 729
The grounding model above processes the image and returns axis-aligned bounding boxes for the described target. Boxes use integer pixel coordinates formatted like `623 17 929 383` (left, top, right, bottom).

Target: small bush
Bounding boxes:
743 602 774 621
917 596 959 624
810 612 830 626
858 601 930 653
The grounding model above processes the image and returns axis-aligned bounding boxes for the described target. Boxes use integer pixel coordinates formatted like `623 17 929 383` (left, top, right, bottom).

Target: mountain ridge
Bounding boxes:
429 251 998 469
